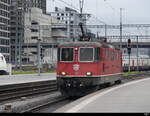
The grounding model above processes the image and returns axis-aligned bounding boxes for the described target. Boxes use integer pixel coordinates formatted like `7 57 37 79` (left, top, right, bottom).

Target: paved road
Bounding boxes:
0 73 56 86
56 78 150 113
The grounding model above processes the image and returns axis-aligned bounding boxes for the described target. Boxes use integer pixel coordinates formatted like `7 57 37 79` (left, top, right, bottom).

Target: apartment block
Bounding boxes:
0 0 11 62
10 0 46 64
48 7 84 41
23 8 66 64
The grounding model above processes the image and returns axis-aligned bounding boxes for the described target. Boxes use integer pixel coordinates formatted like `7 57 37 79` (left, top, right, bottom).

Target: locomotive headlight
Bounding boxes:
61 72 66 76
75 48 78 51
86 72 92 76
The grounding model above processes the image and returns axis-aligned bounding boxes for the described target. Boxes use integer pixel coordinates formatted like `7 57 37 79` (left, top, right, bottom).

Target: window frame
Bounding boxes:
94 47 100 62
78 47 95 62
59 47 74 62
105 49 109 60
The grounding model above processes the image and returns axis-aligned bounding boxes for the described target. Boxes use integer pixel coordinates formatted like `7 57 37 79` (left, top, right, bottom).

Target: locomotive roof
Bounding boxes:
58 42 115 49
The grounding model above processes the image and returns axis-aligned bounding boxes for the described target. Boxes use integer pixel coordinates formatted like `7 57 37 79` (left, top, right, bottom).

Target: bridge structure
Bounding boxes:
83 24 150 49
106 35 150 48
85 24 150 29
22 35 150 49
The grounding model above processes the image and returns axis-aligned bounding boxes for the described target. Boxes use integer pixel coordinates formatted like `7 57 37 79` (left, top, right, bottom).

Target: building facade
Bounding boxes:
0 0 11 62
48 7 84 41
10 0 46 65
23 8 66 64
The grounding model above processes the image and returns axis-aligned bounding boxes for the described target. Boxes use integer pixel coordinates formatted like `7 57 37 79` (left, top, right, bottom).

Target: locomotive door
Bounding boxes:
103 63 105 73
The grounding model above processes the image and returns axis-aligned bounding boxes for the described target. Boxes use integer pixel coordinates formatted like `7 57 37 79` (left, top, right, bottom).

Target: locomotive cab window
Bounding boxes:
79 48 100 62
80 48 94 62
59 48 74 62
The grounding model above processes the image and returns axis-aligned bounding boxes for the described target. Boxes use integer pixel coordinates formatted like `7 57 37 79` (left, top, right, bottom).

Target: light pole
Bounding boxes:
37 38 41 76
68 11 71 41
37 25 42 76
120 8 123 50
18 4 25 70
105 24 107 38
128 52 131 72
137 36 139 71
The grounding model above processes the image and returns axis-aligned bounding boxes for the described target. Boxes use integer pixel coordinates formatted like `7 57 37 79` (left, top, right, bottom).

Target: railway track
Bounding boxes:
0 80 57 104
122 71 150 83
0 71 149 113
22 95 68 113
22 71 150 113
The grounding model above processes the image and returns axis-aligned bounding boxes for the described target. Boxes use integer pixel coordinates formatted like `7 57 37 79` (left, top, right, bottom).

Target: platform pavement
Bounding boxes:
55 77 150 113
0 73 56 86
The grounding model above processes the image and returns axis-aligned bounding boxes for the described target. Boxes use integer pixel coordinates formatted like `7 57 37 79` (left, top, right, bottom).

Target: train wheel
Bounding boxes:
99 83 108 89
115 80 122 85
94 85 100 91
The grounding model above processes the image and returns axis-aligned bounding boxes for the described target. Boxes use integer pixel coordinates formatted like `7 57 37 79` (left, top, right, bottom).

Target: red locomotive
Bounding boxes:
57 41 122 97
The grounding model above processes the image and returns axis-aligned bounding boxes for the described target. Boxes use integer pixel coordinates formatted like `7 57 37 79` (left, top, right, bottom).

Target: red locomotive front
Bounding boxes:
57 42 122 97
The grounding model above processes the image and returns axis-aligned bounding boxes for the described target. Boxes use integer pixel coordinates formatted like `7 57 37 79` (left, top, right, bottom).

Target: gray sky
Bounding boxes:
47 0 150 25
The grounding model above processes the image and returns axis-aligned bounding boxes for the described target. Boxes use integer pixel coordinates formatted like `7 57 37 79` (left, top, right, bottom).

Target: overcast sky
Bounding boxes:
46 0 150 36
47 0 150 25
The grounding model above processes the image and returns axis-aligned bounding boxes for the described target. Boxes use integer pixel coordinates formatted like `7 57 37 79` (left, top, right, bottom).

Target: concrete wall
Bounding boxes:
23 8 66 65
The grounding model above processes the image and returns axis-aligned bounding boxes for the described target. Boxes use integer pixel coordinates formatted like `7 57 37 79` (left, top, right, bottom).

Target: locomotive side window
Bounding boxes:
60 48 74 62
94 48 100 61
80 48 94 62
57 48 60 61
116 52 118 60
105 49 109 59
112 51 115 61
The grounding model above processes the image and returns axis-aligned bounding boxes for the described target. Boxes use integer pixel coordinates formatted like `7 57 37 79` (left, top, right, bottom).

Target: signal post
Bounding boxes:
127 39 131 72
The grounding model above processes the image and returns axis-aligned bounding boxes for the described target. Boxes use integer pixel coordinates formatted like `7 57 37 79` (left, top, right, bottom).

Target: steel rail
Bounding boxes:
0 80 57 103
21 96 67 113
0 72 149 113
22 72 150 113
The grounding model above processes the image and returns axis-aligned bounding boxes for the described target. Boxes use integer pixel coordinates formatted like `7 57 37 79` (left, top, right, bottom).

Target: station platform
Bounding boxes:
0 73 56 86
56 77 150 113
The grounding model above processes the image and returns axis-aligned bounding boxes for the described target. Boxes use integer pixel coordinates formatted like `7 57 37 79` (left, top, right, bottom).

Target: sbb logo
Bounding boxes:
73 64 80 71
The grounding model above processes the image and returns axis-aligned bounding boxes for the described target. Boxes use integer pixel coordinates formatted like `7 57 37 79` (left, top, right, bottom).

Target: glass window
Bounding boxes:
57 48 60 61
61 48 74 62
112 51 115 61
105 49 108 59
116 52 119 60
94 48 100 61
80 48 94 62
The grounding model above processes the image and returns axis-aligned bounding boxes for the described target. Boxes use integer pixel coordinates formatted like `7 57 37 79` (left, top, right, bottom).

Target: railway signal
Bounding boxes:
127 39 132 72
127 39 131 55
40 46 44 60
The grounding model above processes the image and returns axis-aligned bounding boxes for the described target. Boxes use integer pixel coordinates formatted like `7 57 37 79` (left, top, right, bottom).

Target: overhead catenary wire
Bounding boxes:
103 0 134 25
48 0 150 37
51 0 107 24
50 0 80 12
104 0 115 11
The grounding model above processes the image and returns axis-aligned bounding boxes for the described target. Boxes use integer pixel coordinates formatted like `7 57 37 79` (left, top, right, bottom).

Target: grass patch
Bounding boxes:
12 71 37 75
12 70 56 75
122 71 140 76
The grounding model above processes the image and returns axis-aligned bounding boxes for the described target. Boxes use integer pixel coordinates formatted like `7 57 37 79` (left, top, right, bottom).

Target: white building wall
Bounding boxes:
23 7 66 64
48 7 83 41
